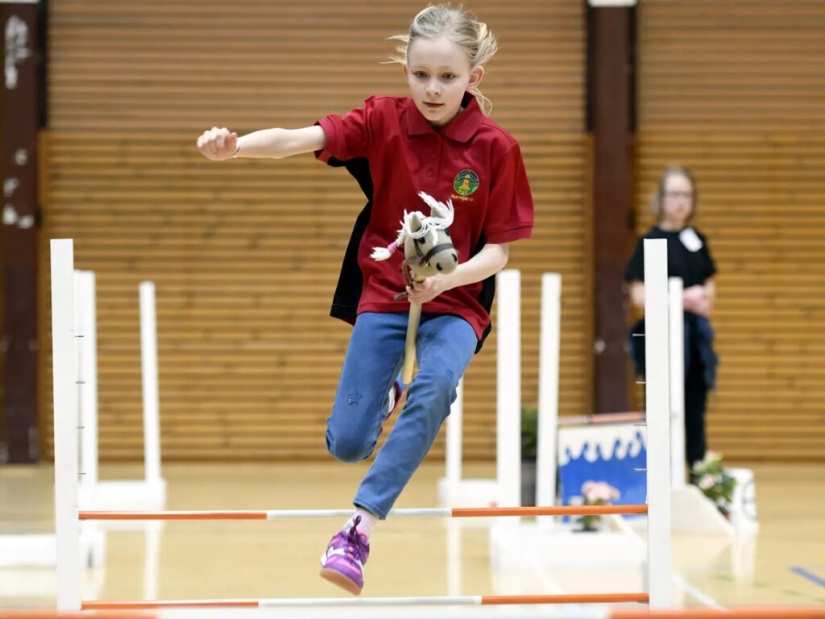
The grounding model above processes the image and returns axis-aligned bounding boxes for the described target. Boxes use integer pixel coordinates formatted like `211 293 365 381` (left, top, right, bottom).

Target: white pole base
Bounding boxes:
488 520 646 572
80 479 167 531
0 526 106 568
436 477 499 509
436 479 501 531
671 485 735 536
0 565 107 599
81 478 167 511
613 483 751 539
727 467 759 535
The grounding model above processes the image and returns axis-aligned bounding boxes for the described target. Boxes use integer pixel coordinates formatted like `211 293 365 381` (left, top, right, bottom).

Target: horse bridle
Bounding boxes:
413 232 454 271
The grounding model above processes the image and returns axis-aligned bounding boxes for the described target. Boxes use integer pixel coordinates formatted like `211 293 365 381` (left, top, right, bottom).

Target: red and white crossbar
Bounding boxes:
81 593 649 610
5 605 825 619
78 504 648 521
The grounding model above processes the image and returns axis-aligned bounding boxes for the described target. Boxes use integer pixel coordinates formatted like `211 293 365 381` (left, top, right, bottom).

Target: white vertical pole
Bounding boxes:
496 269 521 508
140 281 162 484
75 271 99 496
644 239 673 608
536 273 561 516
445 379 463 602
143 522 163 600
51 239 82 611
445 378 463 494
445 519 461 598
668 277 686 488
75 270 101 569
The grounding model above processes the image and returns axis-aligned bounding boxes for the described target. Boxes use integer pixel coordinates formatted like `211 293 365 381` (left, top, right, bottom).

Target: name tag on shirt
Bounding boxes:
679 227 703 252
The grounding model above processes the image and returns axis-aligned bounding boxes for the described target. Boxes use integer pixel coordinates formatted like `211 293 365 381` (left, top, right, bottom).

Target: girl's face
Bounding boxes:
404 36 484 127
661 173 694 227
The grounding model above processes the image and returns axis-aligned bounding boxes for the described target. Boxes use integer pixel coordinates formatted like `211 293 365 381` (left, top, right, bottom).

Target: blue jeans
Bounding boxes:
325 311 477 519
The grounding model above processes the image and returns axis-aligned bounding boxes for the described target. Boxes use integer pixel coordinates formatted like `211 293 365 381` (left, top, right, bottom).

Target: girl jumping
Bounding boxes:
197 3 534 596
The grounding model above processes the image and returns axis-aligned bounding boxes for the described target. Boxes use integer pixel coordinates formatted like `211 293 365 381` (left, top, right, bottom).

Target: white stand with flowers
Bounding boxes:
670 453 758 536
667 277 757 537
669 277 735 535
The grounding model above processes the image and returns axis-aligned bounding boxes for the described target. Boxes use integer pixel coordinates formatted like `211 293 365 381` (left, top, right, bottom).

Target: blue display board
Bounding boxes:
557 424 647 519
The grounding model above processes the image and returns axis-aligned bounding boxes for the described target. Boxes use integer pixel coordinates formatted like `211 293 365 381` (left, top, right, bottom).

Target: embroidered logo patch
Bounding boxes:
453 169 479 196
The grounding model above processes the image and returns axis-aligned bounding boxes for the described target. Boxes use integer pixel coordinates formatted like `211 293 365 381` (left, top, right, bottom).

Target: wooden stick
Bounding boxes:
402 301 422 385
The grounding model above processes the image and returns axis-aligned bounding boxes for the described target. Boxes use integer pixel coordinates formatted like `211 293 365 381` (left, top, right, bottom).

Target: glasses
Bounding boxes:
663 191 692 200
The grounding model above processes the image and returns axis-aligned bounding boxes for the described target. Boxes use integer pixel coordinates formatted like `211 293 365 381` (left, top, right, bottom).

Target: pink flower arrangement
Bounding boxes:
698 474 716 490
578 481 620 531
582 481 621 504
690 451 737 519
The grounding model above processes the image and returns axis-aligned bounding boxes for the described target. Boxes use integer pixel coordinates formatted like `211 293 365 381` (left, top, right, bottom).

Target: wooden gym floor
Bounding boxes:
2 460 825 614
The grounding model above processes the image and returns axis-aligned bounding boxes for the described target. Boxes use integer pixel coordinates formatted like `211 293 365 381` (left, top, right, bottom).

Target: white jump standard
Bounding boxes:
48 238 674 612
437 270 562 511
75 270 167 514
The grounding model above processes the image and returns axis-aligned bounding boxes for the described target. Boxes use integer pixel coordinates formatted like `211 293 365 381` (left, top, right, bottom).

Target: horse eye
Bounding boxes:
437 264 443 271
451 252 458 262
415 238 423 244
445 229 451 237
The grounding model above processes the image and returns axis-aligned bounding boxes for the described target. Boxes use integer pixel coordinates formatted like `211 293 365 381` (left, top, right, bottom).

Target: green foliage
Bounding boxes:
521 406 538 461
691 451 737 517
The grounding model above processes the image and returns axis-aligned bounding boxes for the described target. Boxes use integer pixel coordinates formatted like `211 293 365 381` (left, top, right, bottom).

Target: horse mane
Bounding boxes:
371 192 454 262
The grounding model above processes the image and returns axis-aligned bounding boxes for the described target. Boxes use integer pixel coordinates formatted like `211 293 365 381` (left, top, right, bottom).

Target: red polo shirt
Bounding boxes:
314 93 534 342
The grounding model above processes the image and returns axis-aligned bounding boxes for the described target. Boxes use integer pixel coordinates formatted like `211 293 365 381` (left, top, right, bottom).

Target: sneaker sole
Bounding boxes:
319 567 363 596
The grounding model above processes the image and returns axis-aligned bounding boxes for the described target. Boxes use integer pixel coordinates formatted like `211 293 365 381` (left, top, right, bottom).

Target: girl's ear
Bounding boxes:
469 65 485 89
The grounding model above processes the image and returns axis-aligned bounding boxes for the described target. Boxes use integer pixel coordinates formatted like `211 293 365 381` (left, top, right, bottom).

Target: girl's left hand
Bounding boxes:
407 275 450 304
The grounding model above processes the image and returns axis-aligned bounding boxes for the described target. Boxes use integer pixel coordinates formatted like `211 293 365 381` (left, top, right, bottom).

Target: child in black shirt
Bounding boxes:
625 166 719 475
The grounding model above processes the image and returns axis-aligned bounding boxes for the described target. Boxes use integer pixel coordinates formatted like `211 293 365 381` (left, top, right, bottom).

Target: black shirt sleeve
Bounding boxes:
324 157 374 324
698 231 718 281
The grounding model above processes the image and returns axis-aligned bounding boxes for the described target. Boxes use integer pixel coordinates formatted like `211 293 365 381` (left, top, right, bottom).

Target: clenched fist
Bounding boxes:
196 127 238 161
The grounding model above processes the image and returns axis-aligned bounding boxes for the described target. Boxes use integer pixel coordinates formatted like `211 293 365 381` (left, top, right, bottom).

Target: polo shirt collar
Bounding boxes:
405 92 484 142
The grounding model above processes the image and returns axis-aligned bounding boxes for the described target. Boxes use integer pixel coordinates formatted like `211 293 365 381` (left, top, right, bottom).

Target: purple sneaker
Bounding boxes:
386 378 405 420
319 516 370 595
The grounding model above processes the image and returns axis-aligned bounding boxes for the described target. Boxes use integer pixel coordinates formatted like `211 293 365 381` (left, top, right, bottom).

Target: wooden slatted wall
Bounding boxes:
40 1 589 461
635 0 825 461
0 261 3 451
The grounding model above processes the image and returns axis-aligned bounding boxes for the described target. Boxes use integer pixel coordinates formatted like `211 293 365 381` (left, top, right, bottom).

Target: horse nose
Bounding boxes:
435 252 459 272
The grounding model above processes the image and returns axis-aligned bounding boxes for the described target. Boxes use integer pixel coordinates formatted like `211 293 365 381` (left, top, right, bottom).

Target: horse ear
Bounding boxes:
407 211 425 232
418 192 454 225
418 191 438 209
430 202 447 219
418 191 445 218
